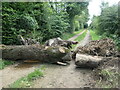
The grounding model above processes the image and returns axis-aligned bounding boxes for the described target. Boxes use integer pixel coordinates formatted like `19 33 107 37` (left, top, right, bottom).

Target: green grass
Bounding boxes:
90 30 101 40
71 30 87 49
61 29 84 40
9 66 45 88
0 59 14 70
74 30 87 42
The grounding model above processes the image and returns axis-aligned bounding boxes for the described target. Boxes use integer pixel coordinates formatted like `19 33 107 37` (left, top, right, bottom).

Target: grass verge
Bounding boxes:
9 66 45 88
0 59 15 70
90 30 101 40
71 30 87 49
61 29 83 40
74 30 87 42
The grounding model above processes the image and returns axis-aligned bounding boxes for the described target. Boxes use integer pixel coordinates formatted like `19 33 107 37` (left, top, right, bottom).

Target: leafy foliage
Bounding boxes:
90 3 119 50
66 2 89 33
17 14 39 31
2 2 89 45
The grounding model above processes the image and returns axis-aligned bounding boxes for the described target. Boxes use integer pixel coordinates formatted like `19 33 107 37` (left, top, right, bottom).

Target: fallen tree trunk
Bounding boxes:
75 54 103 69
75 54 115 69
73 38 120 69
1 45 71 63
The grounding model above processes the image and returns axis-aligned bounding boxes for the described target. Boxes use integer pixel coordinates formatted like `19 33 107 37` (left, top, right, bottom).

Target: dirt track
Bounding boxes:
32 30 95 88
68 30 86 41
1 63 41 88
1 30 95 88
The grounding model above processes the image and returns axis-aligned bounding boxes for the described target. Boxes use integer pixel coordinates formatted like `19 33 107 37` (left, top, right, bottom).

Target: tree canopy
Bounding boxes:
2 2 89 45
90 3 120 49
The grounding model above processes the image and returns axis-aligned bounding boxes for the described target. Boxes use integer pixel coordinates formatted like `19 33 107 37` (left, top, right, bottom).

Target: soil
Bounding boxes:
92 57 119 88
1 30 95 88
1 62 41 88
32 61 94 88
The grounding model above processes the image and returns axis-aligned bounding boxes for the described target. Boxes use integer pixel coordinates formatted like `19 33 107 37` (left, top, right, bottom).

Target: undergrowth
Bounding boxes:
96 69 120 88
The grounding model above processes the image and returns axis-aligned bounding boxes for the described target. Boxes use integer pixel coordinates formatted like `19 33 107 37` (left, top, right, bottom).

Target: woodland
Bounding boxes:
1 1 120 88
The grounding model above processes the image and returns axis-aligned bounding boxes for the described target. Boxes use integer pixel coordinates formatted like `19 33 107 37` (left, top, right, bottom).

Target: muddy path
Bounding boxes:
32 30 95 88
1 30 94 88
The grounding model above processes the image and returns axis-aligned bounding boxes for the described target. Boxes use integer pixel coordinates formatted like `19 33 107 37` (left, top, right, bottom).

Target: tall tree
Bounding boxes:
66 2 89 33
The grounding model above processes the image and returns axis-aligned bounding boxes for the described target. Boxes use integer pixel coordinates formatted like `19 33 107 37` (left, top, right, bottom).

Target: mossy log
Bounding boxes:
1 45 71 63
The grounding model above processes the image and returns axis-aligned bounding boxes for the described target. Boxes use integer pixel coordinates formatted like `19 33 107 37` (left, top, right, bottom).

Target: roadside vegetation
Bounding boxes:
9 66 45 88
89 2 119 88
90 29 120 51
90 30 101 40
90 2 119 51
97 69 120 88
0 59 14 70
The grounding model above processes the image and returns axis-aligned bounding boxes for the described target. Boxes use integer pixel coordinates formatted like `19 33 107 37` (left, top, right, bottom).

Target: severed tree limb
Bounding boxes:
18 35 39 45
18 36 78 49
1 37 78 65
75 54 103 69
45 37 78 49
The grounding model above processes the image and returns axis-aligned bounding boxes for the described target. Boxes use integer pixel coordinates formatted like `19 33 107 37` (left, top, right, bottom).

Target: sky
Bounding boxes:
87 0 119 25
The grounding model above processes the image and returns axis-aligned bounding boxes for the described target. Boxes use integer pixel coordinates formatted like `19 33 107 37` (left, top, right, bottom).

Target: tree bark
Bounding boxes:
1 45 71 63
75 54 103 69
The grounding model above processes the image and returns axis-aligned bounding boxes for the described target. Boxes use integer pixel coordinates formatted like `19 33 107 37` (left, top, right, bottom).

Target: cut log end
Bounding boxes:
75 54 103 69
59 47 66 53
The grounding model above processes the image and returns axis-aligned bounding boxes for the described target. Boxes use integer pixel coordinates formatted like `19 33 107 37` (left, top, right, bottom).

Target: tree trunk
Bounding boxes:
69 16 75 33
75 54 103 69
1 45 71 63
